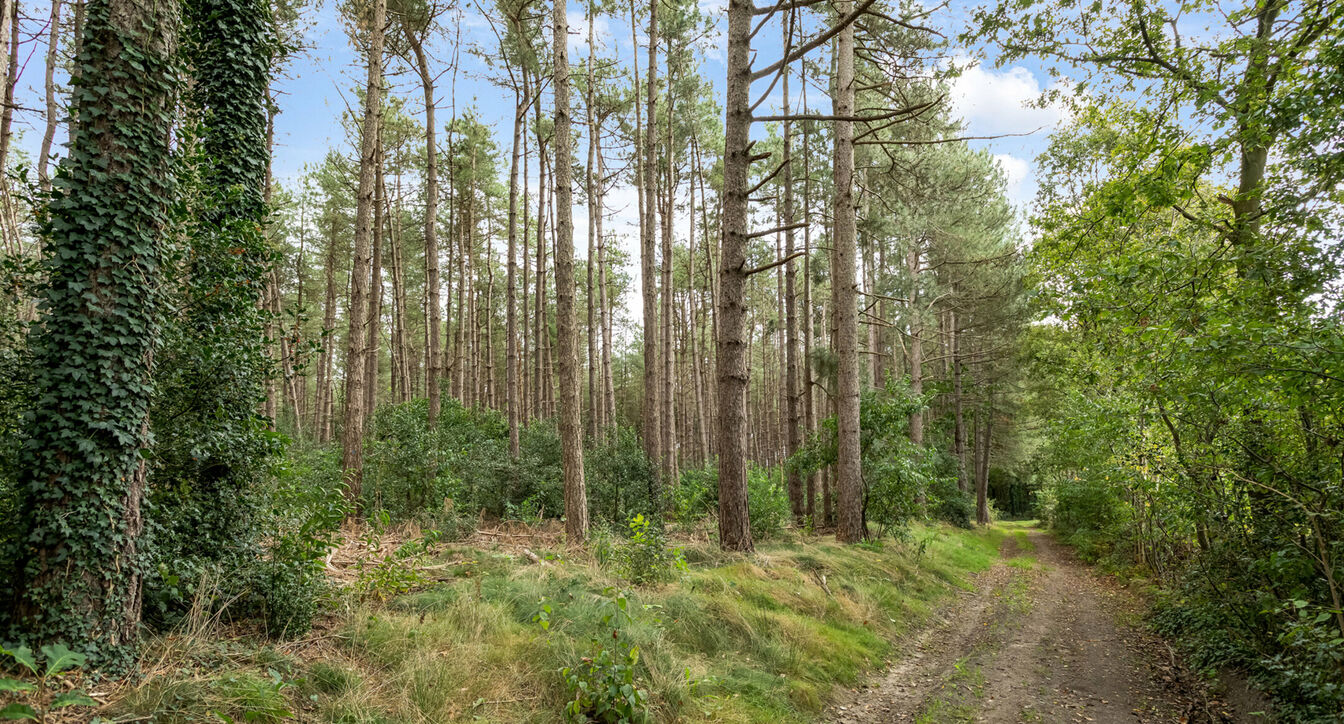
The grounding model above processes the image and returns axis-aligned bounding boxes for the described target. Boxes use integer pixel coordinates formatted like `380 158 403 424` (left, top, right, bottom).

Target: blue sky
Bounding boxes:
255 1 1067 202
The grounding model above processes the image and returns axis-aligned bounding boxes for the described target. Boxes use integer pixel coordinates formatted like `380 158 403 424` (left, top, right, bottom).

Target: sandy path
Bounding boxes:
826 528 1248 724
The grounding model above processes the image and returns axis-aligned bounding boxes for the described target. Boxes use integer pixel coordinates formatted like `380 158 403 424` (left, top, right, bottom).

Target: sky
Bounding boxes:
252 0 1068 204
8 0 1070 319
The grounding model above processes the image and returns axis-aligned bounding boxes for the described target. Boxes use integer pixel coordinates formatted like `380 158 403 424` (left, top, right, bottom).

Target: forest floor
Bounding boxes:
824 523 1260 724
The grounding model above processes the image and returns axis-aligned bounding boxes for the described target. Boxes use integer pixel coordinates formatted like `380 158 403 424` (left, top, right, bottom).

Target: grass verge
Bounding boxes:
108 523 1005 723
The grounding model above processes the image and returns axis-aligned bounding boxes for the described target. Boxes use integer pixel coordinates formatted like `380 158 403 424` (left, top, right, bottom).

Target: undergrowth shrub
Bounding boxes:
362 400 664 529
746 466 790 540
587 427 657 524
666 463 790 540
673 462 718 525
612 515 685 585
554 589 651 723
243 445 347 637
352 511 441 601
144 441 345 638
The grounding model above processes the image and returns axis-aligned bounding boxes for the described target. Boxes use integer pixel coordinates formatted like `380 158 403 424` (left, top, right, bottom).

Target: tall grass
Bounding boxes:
109 525 1004 723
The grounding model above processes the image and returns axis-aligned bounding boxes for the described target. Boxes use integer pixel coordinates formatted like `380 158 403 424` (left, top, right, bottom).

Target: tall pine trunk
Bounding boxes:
716 0 753 552
638 0 662 471
341 0 386 506
506 84 526 456
554 0 588 543
407 29 442 425
832 0 863 543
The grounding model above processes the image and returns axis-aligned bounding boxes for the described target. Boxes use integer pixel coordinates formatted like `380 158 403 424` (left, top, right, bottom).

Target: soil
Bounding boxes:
825 528 1266 724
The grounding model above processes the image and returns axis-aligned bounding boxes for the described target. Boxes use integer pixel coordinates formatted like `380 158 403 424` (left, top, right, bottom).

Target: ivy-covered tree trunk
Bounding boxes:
13 0 179 670
146 0 274 609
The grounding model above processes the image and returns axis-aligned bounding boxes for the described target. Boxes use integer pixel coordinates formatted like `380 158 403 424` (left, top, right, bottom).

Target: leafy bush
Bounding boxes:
363 399 456 520
242 444 346 637
144 443 345 638
673 462 718 525
558 590 650 723
612 515 684 586
746 466 790 540
362 399 571 524
928 473 974 529
587 427 657 524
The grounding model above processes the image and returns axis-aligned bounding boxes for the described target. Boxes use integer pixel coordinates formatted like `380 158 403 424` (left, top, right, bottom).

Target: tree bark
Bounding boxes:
37 0 64 190
801 117 816 523
832 0 863 543
716 0 753 552
952 307 968 493
341 0 385 507
976 396 992 525
906 241 923 445
554 0 588 543
585 6 599 435
406 28 442 426
506 83 526 455
0 1 19 179
638 0 662 471
660 48 677 487
365 133 385 416
781 28 803 524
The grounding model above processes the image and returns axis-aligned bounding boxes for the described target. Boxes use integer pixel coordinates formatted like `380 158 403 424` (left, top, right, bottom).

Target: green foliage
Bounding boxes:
0 253 37 604
791 381 968 533
558 589 650 723
363 399 567 523
745 467 790 541
145 0 279 634
246 447 347 637
361 399 663 529
672 462 718 525
142 443 345 639
0 644 98 721
586 427 658 524
352 513 440 601
1010 4 1344 705
6 0 182 672
610 515 685 586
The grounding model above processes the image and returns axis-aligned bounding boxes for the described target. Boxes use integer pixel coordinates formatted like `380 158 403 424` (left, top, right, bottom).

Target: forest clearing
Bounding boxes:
0 0 1340 720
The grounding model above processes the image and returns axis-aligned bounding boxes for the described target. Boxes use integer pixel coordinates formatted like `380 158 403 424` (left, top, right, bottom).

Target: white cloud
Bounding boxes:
948 60 1069 138
993 153 1034 208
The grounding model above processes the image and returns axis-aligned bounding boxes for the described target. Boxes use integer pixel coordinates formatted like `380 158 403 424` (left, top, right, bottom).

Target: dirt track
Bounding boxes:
826 528 1257 724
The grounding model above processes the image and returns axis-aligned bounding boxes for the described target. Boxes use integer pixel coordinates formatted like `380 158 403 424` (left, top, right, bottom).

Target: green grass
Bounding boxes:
110 523 1005 723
